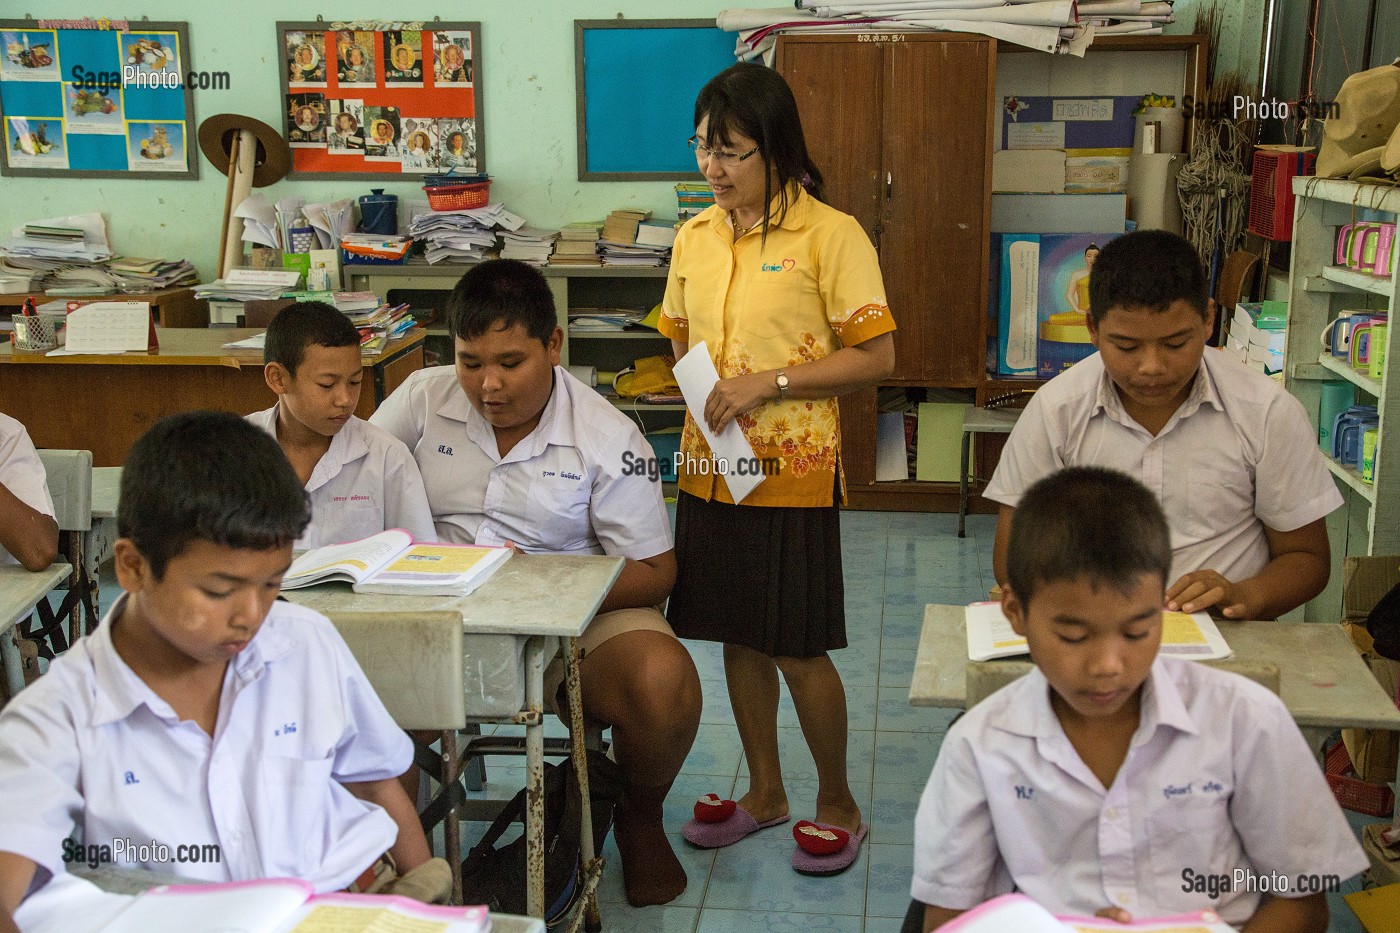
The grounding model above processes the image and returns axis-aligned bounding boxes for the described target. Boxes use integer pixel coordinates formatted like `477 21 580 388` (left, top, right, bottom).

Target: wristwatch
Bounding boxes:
775 371 790 399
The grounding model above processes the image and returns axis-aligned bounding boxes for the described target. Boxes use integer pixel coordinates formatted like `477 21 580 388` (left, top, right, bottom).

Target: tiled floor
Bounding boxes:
88 509 1385 930
471 508 1382 932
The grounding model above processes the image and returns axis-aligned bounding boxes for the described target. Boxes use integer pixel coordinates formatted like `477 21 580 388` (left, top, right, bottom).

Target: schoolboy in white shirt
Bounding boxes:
910 467 1367 933
372 259 703 908
0 412 57 571
0 412 449 933
248 301 435 548
986 230 1341 620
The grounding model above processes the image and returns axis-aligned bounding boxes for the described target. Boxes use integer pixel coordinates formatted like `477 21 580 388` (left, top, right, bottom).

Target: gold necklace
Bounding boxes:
731 211 758 238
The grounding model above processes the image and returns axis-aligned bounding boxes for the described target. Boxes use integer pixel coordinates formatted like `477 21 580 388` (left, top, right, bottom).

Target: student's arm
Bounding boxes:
343 778 431 873
1241 893 1328 933
991 505 1015 589
1165 518 1330 619
922 904 965 932
597 549 675 615
703 333 894 433
0 851 36 933
0 482 58 571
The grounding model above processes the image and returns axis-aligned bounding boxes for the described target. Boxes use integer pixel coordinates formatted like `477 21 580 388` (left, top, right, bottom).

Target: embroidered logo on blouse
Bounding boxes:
761 258 797 272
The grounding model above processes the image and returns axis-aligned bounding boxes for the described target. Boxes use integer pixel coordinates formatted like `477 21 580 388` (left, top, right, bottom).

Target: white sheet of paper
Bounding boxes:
226 268 301 288
222 332 266 350
51 301 149 355
671 340 764 504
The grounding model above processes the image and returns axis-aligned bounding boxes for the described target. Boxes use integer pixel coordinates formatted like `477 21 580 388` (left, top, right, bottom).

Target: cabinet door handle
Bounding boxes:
886 171 893 201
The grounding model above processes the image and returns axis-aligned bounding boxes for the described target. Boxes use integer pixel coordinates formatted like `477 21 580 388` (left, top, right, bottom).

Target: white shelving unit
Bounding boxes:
1283 176 1399 622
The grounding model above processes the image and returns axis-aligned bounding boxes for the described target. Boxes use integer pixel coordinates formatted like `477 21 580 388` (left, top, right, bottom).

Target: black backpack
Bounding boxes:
460 750 624 925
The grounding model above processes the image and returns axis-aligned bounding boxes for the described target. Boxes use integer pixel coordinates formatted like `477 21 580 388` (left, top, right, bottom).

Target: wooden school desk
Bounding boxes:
910 604 1400 740
0 328 425 466
0 562 73 700
283 553 624 923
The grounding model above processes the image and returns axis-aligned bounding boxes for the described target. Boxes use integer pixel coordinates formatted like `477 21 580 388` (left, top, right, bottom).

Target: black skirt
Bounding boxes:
667 490 846 658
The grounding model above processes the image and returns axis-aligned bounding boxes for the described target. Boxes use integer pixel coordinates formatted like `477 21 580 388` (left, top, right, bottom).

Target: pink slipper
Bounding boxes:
681 795 789 849
791 821 868 875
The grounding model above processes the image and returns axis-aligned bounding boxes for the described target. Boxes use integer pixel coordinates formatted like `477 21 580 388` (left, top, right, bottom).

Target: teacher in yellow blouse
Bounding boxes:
659 63 895 876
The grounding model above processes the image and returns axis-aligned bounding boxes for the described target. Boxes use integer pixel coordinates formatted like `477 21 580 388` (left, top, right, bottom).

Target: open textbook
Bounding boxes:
92 878 490 932
940 893 1235 933
282 529 511 597
966 602 1233 662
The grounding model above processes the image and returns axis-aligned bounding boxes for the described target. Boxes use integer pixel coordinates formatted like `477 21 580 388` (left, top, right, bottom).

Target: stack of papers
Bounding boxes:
0 261 33 295
195 268 302 302
598 241 670 267
965 601 1233 662
500 227 559 266
568 307 650 331
1226 301 1287 375
3 212 112 263
107 257 198 291
407 200 526 265
333 291 381 313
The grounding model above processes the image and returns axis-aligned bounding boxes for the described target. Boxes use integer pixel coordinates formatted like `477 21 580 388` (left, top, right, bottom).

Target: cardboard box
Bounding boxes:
990 193 1128 234
992 150 1066 193
1341 556 1400 785
1362 824 1400 890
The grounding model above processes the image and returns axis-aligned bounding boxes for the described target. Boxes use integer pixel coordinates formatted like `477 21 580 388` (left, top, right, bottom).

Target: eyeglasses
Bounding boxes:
688 136 760 166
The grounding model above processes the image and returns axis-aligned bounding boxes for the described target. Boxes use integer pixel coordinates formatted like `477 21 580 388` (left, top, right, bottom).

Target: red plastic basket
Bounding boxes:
1247 149 1316 241
423 181 490 211
1324 738 1395 817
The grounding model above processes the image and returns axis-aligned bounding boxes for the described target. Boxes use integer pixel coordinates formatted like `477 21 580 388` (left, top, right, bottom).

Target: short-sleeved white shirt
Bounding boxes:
0 412 55 565
912 656 1369 925
246 406 437 548
370 365 672 560
985 350 1343 584
0 596 411 899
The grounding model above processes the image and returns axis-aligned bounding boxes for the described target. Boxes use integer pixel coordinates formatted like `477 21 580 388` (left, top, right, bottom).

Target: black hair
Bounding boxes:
446 258 555 346
263 300 359 375
118 411 310 579
1088 229 1209 325
693 62 826 245
1006 466 1171 606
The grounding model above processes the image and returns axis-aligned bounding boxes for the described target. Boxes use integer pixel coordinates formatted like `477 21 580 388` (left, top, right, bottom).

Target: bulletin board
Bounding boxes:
0 19 197 179
277 20 483 180
575 20 734 181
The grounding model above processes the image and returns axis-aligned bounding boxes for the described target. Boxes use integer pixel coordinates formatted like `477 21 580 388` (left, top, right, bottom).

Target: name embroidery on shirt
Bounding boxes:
541 469 582 481
274 722 298 737
761 258 797 272
438 445 454 456
123 771 139 785
1014 785 1034 800
331 495 371 503
1162 782 1193 799
1202 781 1224 794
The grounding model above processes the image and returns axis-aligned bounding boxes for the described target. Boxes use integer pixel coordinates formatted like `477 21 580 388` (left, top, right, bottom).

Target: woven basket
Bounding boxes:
423 181 490 211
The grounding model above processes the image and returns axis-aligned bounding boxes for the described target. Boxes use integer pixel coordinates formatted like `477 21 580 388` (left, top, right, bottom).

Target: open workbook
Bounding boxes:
93 879 490 932
282 529 511 597
940 893 1235 933
965 602 1233 662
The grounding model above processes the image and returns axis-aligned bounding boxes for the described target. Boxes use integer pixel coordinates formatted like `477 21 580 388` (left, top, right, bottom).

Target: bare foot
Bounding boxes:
614 801 687 907
734 789 789 826
813 800 862 835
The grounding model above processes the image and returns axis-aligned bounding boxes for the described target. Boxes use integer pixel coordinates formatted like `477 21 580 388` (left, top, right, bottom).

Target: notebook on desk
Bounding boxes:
965 601 1233 662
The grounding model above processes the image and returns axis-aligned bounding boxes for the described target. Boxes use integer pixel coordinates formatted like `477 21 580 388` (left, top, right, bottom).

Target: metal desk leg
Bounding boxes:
523 636 547 919
958 430 972 538
441 729 462 905
563 636 603 933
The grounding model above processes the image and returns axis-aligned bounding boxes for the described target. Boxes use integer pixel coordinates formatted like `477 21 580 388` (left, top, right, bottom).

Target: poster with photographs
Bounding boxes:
400 117 438 172
335 29 376 87
1 19 197 179
433 31 473 86
287 92 326 147
276 21 482 179
383 30 423 87
328 98 364 153
127 120 187 172
286 30 326 87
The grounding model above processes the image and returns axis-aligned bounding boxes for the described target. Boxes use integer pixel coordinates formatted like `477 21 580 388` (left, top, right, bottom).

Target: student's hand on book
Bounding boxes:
1166 569 1253 618
704 373 775 433
1093 906 1134 925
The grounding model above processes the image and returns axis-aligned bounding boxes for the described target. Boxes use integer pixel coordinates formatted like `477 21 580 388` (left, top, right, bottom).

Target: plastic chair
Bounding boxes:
22 450 96 657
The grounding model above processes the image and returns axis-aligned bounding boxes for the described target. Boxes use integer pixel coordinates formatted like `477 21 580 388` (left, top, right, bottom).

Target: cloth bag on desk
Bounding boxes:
459 750 623 926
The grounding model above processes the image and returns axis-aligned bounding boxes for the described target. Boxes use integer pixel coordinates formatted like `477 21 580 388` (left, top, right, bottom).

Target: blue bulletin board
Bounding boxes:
575 19 735 181
0 18 197 179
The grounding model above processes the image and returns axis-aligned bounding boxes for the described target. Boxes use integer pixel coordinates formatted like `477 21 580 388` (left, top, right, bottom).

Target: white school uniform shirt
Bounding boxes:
370 365 672 559
246 405 437 548
0 412 55 565
912 656 1369 925
984 349 1342 585
0 596 411 899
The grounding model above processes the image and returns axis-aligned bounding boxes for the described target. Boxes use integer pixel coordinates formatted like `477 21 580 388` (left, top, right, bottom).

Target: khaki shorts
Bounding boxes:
542 605 675 716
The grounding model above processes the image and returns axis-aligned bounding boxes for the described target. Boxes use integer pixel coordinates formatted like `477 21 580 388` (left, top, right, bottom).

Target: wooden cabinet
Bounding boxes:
776 33 995 510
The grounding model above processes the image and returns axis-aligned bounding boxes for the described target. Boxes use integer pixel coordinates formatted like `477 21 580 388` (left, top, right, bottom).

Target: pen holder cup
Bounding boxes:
13 314 56 352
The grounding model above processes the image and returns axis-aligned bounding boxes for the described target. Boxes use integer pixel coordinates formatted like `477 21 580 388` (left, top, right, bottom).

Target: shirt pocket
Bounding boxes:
1146 799 1233 886
523 475 592 551
317 498 384 544
1185 457 1255 541
259 747 336 864
735 271 818 342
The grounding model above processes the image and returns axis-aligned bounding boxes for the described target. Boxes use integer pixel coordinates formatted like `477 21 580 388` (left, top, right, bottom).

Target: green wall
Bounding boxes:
2 2 1269 281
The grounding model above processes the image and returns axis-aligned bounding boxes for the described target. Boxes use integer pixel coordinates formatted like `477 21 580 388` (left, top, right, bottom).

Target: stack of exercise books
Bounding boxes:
601 208 651 245
106 256 198 291
675 182 715 221
549 221 603 266
343 300 415 355
499 227 559 266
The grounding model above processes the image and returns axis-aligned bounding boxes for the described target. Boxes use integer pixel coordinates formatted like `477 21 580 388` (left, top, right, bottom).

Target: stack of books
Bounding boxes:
333 291 381 314
500 227 559 266
106 256 198 291
598 209 673 267
1226 301 1287 375
601 209 651 245
675 182 715 221
636 219 679 249
346 301 416 355
550 221 603 266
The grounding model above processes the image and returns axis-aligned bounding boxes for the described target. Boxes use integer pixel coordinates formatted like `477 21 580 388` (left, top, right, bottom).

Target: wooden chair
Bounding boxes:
965 658 1282 707
1214 249 1261 344
21 450 96 657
